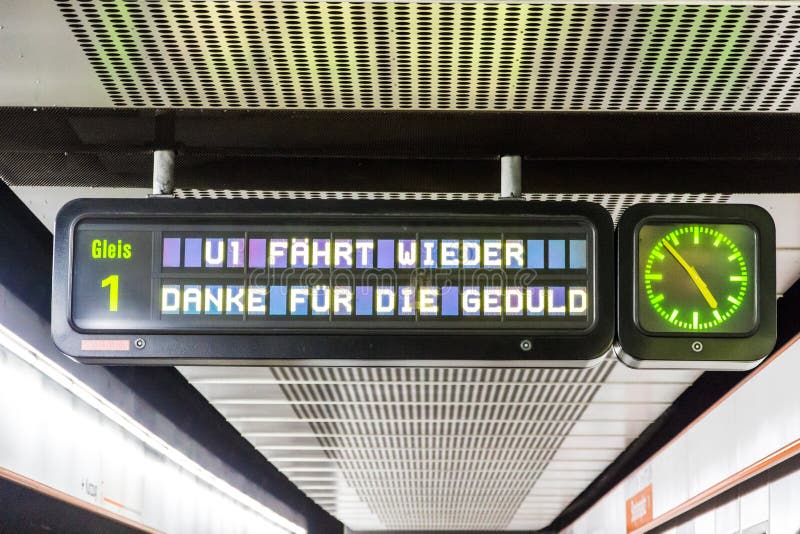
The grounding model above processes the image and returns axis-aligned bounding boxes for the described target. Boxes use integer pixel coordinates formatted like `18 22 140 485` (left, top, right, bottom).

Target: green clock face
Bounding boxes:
637 223 757 334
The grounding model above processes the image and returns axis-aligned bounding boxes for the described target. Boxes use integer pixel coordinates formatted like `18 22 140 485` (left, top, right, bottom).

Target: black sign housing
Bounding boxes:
53 198 615 366
616 203 776 369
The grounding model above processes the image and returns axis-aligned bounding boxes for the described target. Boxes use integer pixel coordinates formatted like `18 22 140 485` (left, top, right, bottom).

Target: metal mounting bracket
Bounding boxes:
150 149 175 197
500 155 522 199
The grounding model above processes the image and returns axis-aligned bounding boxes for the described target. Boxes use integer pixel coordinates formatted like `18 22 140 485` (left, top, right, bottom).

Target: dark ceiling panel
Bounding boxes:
1 108 799 192
2 109 800 158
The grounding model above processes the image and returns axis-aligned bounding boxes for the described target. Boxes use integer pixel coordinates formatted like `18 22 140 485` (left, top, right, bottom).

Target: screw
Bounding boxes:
520 339 532 352
691 341 703 353
134 338 146 349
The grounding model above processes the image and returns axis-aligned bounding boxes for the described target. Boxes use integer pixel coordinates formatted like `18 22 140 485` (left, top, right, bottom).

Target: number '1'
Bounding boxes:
101 274 119 312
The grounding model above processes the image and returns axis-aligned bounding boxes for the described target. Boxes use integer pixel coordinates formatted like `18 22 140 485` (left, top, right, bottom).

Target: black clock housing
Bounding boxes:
616 204 776 369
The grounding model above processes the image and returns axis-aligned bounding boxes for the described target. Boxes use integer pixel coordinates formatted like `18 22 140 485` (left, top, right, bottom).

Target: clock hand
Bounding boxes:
661 239 718 309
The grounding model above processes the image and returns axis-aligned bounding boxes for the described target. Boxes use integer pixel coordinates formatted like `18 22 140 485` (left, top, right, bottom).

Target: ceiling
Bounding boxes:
4 1 800 112
178 360 701 531
2 0 800 531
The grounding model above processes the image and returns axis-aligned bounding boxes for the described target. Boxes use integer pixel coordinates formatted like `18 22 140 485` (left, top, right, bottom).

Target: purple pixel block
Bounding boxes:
441 286 459 316
248 238 266 268
162 238 181 267
184 238 202 268
377 239 395 269
355 286 374 315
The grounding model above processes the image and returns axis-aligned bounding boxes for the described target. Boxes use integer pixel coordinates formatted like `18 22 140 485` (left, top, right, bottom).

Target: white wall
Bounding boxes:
565 336 800 534
660 473 800 534
0 339 300 534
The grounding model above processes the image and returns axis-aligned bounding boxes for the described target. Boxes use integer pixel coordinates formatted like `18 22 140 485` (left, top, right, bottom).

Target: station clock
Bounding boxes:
616 204 776 369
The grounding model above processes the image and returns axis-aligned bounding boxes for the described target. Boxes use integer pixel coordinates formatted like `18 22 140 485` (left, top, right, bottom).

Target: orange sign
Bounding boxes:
626 484 653 532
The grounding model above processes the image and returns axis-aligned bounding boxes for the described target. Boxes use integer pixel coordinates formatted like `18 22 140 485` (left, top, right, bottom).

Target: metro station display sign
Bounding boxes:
52 199 615 366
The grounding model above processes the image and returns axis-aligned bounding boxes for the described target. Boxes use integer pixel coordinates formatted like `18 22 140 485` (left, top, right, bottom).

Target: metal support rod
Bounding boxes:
500 155 522 198
152 149 175 196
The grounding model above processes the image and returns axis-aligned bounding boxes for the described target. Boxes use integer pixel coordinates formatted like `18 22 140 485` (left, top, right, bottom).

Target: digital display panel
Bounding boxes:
53 199 615 365
637 223 757 335
71 219 596 333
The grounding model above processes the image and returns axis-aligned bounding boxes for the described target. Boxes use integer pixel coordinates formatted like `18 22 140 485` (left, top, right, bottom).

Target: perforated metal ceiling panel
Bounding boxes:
54 1 800 111
175 190 731 223
179 359 701 530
